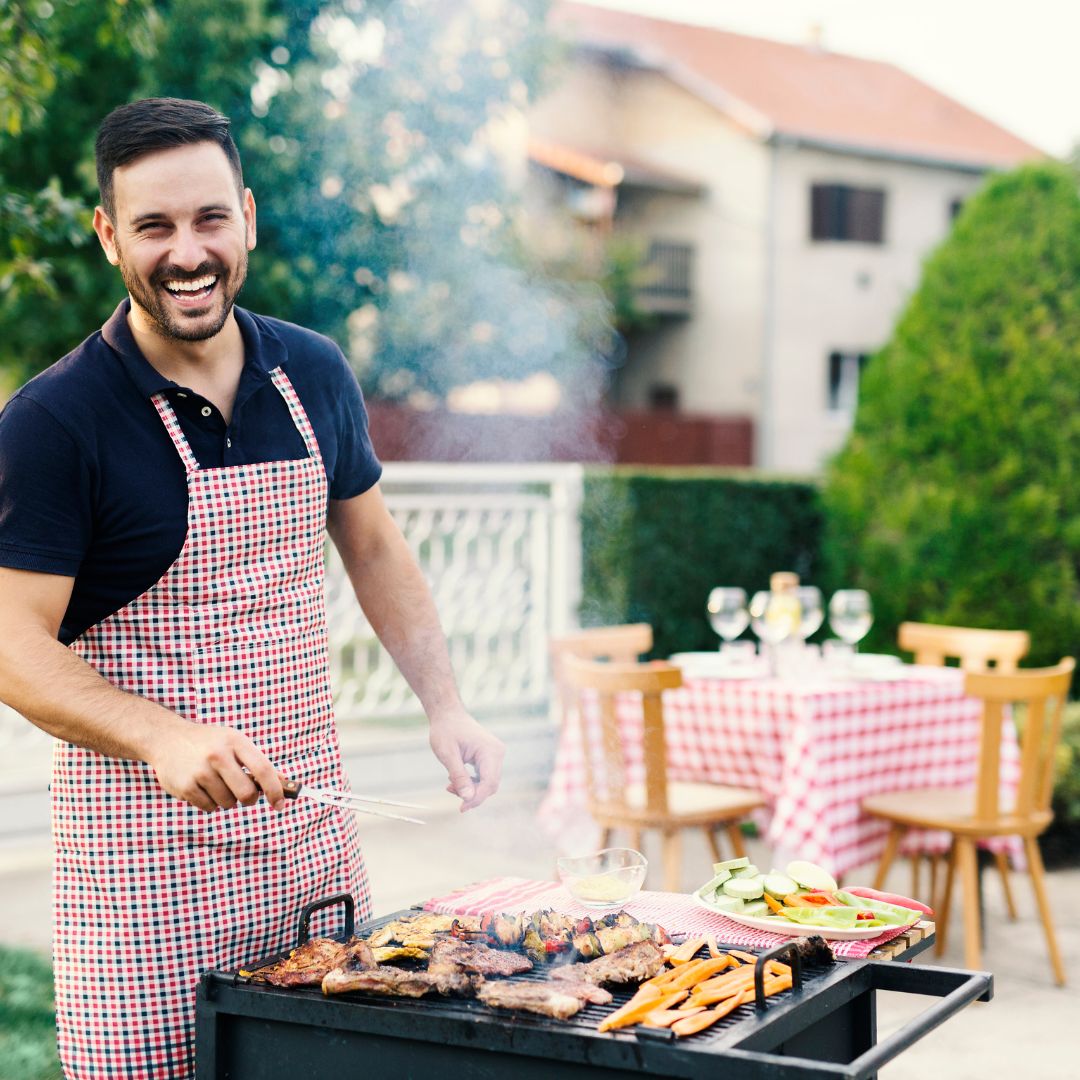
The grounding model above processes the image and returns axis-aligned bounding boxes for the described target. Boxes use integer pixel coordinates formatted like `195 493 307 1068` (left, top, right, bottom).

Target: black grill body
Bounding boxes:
195 899 991 1080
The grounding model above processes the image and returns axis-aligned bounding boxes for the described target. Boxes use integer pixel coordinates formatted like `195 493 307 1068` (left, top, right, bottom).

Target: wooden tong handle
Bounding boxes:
279 775 302 799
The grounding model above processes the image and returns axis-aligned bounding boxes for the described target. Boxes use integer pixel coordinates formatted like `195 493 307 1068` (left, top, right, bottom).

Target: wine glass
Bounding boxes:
828 590 873 649
706 587 749 649
795 586 824 641
749 590 799 646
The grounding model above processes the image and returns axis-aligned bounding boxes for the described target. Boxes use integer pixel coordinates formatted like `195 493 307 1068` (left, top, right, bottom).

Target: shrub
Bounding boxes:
1045 702 1080 866
0 945 60 1080
822 162 1080 667
580 468 824 657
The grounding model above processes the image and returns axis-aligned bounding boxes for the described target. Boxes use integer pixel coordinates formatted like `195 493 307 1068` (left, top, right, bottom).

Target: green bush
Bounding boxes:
0 945 60 1080
580 468 824 657
1045 702 1080 865
822 162 1080 667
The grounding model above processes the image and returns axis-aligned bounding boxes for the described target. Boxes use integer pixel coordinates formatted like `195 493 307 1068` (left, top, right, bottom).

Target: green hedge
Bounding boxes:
0 946 60 1080
580 468 825 658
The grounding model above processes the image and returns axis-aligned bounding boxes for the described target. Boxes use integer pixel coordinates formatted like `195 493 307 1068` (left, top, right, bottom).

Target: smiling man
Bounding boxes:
0 98 504 1079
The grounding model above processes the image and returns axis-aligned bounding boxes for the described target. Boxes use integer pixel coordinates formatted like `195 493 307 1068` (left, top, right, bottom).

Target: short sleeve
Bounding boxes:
327 346 382 501
0 395 91 575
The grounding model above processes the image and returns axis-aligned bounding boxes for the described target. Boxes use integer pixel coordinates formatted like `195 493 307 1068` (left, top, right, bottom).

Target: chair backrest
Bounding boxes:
549 624 653 726
898 621 1030 672
561 654 682 815
963 658 1074 824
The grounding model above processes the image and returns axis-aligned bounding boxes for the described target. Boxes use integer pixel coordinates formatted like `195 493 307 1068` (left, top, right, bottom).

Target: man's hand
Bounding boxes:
145 721 286 813
428 708 505 812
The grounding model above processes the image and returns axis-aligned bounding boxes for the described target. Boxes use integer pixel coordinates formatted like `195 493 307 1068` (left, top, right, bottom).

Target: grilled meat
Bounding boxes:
366 913 479 949
257 937 353 988
794 935 834 966
322 962 475 998
476 979 611 1019
550 940 665 986
429 938 533 976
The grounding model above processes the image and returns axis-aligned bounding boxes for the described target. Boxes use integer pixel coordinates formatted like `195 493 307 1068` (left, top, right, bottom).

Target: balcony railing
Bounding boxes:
637 240 694 315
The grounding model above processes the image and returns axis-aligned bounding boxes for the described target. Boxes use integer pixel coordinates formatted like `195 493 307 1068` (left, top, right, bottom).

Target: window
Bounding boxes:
810 184 886 243
827 351 871 412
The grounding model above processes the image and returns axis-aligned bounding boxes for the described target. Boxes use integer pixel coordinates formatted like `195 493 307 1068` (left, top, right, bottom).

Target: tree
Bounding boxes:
822 162 1080 665
1 0 615 408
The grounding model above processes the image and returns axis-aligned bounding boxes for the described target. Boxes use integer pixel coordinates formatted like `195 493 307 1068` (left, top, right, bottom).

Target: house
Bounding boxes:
526 2 1042 472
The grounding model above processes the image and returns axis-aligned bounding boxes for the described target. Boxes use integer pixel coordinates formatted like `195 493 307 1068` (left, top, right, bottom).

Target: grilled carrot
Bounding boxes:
672 987 752 1036
663 956 731 990
728 950 760 964
668 937 706 964
642 1005 706 1029
706 935 722 959
598 988 688 1032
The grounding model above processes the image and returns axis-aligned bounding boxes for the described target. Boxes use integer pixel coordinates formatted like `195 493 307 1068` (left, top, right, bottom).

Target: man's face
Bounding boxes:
94 141 257 343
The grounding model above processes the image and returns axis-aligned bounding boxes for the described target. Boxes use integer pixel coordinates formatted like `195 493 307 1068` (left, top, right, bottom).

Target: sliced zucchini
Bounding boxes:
723 877 765 900
740 900 769 917
785 860 838 893
731 864 761 879
701 892 744 913
762 873 799 898
712 856 750 873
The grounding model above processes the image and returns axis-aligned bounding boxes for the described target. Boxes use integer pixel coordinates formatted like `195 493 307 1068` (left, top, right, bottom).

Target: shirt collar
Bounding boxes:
101 297 288 400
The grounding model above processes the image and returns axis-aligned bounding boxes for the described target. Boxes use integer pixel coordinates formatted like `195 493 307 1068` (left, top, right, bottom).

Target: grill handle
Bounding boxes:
753 941 802 1010
297 893 356 945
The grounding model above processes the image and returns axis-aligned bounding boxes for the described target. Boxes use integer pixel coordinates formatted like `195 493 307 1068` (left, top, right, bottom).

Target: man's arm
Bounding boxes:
0 566 285 811
327 485 505 811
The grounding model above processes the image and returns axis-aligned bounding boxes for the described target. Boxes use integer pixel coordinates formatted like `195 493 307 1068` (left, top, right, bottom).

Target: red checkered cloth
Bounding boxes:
422 877 919 960
537 669 1021 877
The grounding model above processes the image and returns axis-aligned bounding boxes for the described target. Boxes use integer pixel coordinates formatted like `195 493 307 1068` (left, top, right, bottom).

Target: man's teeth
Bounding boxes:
164 275 217 292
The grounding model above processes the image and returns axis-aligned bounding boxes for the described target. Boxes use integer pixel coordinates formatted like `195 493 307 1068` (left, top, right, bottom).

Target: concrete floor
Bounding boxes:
2 781 1078 1078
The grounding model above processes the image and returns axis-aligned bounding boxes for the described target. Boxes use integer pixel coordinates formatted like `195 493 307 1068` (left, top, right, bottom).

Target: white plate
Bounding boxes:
692 892 914 940
669 653 765 680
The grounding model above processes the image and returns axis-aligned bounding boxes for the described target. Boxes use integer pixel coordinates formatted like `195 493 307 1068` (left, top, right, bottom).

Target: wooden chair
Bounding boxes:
561 654 766 892
862 658 1074 984
549 623 654 728
897 621 1032 910
898 621 1030 672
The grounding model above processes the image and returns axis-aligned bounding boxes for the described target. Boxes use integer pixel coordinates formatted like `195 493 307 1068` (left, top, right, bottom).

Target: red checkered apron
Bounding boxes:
52 369 371 1079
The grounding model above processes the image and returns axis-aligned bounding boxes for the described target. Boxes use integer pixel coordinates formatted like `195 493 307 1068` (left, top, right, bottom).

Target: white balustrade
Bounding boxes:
0 462 585 787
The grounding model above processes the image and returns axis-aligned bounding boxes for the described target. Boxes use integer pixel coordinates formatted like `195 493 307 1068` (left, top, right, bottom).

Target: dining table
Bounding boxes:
537 657 1022 879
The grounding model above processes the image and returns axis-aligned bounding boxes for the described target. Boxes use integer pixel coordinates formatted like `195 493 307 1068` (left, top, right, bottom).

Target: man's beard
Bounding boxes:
116 244 247 342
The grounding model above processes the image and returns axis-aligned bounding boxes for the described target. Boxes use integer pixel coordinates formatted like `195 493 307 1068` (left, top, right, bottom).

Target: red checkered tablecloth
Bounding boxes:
537 666 1021 878
422 876 920 959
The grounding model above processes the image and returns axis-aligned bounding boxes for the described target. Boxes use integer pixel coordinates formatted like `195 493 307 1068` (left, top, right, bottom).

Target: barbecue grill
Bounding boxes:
196 894 992 1080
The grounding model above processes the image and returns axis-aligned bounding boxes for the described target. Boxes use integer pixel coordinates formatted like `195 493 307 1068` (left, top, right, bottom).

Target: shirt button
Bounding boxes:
226 437 232 449
177 392 188 399
201 406 213 417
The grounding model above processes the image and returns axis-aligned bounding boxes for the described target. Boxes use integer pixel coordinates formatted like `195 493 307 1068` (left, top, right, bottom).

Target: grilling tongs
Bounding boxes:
260 773 426 825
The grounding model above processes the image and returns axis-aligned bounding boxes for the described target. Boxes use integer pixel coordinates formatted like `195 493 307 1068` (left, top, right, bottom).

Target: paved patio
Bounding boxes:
2 761 1077 1078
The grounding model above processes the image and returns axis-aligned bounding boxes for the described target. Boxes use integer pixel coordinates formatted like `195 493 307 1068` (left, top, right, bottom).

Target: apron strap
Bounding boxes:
151 393 201 474
270 368 323 464
150 369 323 473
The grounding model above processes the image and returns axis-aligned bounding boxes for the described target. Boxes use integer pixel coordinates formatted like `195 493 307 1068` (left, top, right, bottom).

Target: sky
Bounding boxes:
578 0 1080 158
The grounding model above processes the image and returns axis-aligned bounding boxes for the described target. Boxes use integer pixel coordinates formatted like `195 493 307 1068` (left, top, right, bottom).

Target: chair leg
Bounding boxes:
928 854 940 909
873 825 903 890
911 854 922 901
994 851 1018 920
956 838 982 972
628 828 643 855
599 827 613 850
705 827 723 865
725 822 747 860
935 842 957 958
1024 837 1066 987
662 829 682 892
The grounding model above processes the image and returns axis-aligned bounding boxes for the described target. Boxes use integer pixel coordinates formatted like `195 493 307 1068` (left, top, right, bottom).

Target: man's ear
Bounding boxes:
243 189 257 251
93 207 121 266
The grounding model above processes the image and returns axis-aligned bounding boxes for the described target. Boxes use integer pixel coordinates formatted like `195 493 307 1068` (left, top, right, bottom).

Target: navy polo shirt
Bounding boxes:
0 299 382 644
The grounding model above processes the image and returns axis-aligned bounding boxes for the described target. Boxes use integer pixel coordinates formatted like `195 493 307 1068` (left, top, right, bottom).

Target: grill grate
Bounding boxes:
229 907 835 1051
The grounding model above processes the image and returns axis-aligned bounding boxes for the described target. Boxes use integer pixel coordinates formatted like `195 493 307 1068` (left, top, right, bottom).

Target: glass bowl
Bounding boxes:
556 847 648 908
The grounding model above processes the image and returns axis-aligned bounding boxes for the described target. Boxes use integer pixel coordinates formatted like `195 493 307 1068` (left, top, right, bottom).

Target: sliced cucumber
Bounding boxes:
762 873 799 898
786 860 838 893
700 869 731 890
701 892 744 913
740 900 769 917
723 876 765 900
712 856 750 873
731 864 761 879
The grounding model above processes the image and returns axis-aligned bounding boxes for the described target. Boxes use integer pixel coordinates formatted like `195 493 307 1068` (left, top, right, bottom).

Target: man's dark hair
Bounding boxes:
95 98 244 220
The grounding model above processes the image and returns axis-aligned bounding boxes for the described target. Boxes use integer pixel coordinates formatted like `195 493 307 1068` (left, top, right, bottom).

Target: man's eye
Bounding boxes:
137 223 167 232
